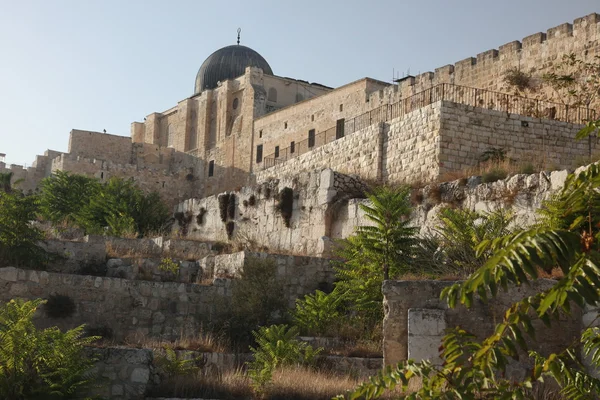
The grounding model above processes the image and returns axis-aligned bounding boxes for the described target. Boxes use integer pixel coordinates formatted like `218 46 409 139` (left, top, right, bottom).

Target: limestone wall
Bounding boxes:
0 267 230 341
437 101 598 173
176 168 367 256
392 13 600 102
254 123 384 182
68 130 133 164
382 279 582 379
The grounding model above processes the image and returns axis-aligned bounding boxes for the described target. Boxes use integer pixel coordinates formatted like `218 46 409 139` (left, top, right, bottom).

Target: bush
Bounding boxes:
292 289 344 336
248 325 322 394
44 294 77 318
276 187 294 228
158 258 180 276
481 168 508 183
0 191 48 268
155 346 200 379
39 171 100 224
0 299 98 400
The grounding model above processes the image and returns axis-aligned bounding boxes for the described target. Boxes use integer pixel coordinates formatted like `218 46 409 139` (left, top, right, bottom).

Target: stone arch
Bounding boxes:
267 87 277 102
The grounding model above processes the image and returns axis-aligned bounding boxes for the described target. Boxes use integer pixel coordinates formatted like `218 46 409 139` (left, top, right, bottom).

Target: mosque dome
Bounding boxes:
194 44 273 94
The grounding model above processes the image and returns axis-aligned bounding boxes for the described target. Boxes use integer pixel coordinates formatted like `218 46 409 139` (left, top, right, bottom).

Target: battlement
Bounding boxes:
396 13 600 96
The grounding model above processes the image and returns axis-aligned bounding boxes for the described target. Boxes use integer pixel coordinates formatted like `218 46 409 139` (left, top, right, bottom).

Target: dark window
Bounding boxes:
311 114 314 122
256 145 263 163
308 129 316 148
339 104 343 112
275 146 280 158
336 118 345 139
232 98 239 110
284 122 288 129
259 130 263 138
208 160 214 177
290 141 295 154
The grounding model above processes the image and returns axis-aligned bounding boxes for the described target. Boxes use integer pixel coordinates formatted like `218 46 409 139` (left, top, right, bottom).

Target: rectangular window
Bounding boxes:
336 118 345 139
290 141 295 154
308 129 315 148
256 145 263 163
275 146 280 158
339 104 343 112
259 130 263 138
208 160 214 177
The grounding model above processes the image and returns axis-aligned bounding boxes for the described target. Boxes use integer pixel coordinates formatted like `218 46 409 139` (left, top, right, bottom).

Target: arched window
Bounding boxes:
267 87 277 102
167 124 174 148
295 93 304 102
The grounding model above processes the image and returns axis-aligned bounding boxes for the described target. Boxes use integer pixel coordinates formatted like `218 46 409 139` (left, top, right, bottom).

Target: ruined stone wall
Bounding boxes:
382 279 582 378
176 168 367 256
0 266 230 341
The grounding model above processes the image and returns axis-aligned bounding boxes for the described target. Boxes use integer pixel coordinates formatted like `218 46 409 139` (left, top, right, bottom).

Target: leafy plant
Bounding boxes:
39 171 100 225
482 168 508 183
0 299 98 400
0 190 47 268
479 147 507 163
292 289 345 336
338 162 600 399
155 346 200 378
158 258 180 276
503 67 533 92
248 324 322 394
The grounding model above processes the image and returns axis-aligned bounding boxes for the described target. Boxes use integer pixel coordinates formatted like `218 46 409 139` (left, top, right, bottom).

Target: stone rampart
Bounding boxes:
389 13 600 102
0 267 230 341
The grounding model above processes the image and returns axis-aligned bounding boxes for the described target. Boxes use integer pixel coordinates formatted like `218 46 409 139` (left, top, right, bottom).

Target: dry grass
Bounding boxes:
120 330 228 353
148 366 404 400
322 340 382 359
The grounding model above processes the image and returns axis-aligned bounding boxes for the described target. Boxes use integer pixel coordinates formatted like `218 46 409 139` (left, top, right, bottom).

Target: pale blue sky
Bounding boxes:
0 0 598 165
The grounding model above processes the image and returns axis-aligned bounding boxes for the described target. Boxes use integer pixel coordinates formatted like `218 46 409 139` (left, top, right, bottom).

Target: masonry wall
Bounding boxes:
392 13 600 102
438 101 599 173
382 279 582 379
0 267 230 341
68 130 133 164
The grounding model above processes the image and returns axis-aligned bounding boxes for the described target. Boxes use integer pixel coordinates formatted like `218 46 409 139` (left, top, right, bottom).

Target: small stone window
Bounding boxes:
339 104 343 112
208 160 215 177
311 114 314 122
275 146 280 158
232 98 239 110
290 141 295 154
284 122 288 129
259 130 263 138
308 129 316 148
256 145 263 163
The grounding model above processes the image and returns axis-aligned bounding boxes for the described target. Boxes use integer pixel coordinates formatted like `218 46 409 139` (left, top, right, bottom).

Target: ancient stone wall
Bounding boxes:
0 266 230 341
382 279 582 379
176 168 367 256
437 101 599 174
68 130 133 164
391 13 600 102
254 123 384 182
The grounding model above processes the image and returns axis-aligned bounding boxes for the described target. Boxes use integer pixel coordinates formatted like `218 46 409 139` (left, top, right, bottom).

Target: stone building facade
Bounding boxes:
2 13 600 205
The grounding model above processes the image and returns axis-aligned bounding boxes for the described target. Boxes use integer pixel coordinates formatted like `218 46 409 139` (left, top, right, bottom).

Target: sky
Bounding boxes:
0 0 598 166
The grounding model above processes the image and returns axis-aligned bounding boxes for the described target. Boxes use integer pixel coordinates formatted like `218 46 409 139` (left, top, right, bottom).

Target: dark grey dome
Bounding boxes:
194 45 273 94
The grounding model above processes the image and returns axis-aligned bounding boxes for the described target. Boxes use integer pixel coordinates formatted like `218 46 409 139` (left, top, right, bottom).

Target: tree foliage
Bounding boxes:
338 162 600 399
0 299 98 400
39 171 100 225
0 190 47 268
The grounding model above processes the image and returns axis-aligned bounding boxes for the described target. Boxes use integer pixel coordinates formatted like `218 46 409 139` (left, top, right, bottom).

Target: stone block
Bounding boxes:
408 308 446 336
0 267 19 282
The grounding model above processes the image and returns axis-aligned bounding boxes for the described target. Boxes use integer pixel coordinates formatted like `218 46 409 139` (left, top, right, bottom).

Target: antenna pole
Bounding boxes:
237 28 241 45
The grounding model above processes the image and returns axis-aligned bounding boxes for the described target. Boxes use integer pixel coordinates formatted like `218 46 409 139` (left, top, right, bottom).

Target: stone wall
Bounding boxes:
389 13 600 103
176 168 367 256
382 279 582 379
0 267 230 341
437 101 599 174
68 130 133 165
200 251 335 307
43 235 107 273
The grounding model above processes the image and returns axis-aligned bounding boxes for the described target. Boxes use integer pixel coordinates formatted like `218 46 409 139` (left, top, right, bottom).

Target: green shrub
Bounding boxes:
248 324 321 394
0 299 98 400
292 289 344 336
276 187 294 228
0 191 47 268
519 162 536 175
39 171 100 224
158 258 180 275
155 346 200 379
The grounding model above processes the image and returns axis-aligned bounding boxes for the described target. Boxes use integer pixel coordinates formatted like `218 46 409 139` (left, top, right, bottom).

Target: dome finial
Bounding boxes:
237 28 241 45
